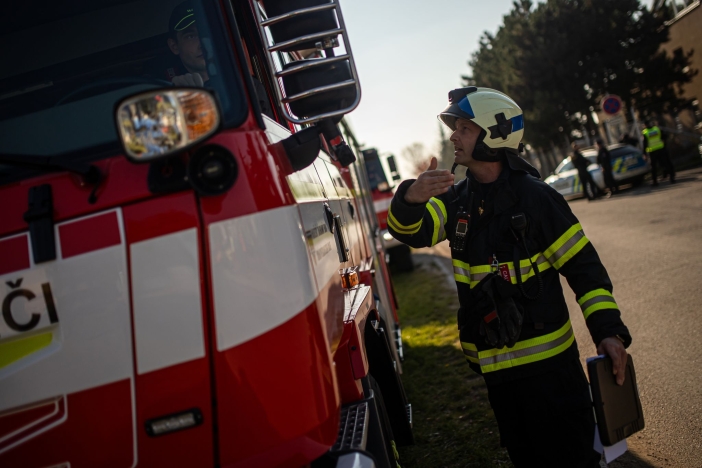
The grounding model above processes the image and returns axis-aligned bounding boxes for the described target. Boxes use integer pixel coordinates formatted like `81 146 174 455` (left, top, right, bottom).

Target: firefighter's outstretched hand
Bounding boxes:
404 157 454 204
597 337 628 386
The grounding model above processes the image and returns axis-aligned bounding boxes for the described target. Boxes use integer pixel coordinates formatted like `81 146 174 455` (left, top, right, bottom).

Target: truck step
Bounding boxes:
406 403 413 428
332 401 369 452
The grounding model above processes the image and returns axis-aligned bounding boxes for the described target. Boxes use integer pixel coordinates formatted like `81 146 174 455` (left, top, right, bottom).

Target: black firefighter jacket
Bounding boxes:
387 157 631 384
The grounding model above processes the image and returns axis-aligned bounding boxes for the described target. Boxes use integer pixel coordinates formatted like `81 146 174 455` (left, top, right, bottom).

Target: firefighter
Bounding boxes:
387 87 631 468
571 141 602 200
642 120 676 186
167 0 209 86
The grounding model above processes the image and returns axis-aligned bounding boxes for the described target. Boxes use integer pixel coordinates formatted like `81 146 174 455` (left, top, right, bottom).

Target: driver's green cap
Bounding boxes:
169 0 196 33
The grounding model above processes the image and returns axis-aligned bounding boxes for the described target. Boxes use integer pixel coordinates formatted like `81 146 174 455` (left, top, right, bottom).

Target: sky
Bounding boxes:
339 0 519 174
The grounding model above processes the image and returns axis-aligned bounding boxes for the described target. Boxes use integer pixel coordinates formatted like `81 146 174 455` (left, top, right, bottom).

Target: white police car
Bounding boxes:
545 144 651 198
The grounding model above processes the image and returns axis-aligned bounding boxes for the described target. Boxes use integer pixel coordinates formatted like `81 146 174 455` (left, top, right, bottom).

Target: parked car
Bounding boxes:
544 144 650 198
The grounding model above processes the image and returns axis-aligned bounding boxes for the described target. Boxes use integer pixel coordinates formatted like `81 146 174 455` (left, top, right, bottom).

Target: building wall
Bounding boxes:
660 2 702 104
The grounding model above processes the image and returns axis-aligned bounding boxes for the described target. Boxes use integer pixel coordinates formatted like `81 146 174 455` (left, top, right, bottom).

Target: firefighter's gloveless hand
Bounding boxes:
404 157 455 204
597 337 628 385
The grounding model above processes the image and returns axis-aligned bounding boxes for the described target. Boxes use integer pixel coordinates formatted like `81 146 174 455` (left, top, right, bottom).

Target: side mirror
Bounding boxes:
255 0 361 124
115 88 220 162
281 58 356 120
279 126 321 171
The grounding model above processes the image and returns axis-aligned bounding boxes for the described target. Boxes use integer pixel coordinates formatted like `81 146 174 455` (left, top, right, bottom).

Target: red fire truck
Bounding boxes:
0 1 412 467
360 150 413 272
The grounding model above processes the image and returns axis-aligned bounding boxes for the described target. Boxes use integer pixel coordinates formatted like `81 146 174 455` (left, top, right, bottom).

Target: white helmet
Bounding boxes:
438 87 524 162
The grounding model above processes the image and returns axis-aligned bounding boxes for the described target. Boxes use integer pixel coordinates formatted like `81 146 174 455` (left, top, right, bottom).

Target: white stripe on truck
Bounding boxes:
130 228 206 374
209 205 319 351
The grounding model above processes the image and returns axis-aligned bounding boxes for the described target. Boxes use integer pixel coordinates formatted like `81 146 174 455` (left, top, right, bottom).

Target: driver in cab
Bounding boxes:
166 0 208 87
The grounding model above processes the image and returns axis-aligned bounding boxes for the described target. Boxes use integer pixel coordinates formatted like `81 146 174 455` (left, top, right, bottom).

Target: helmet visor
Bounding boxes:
438 101 474 130
438 88 477 130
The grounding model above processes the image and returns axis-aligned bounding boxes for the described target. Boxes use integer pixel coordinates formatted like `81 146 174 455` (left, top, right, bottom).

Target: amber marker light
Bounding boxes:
340 267 360 289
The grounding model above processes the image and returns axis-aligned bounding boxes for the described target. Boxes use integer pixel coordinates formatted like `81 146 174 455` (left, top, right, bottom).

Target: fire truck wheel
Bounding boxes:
369 375 400 468
388 245 414 272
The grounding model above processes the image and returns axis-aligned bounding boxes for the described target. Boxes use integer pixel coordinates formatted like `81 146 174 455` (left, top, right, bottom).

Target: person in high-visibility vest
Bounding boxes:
642 120 676 185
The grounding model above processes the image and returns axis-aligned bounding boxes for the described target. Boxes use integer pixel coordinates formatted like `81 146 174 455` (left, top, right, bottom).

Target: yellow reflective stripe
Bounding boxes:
544 223 582 259
452 259 470 284
429 197 448 243
464 254 552 288
0 332 53 369
460 320 574 374
426 198 447 246
426 204 440 245
544 223 590 270
387 208 422 234
471 265 492 274
519 254 552 281
578 288 619 319
461 342 479 364
478 319 572 358
436 198 447 220
480 328 574 373
455 274 470 284
552 235 589 270
469 264 492 288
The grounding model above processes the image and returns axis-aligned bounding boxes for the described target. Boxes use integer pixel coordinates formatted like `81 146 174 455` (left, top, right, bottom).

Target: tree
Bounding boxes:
401 142 434 176
465 0 696 153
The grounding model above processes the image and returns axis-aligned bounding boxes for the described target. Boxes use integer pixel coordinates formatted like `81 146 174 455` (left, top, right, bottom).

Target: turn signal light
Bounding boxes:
116 88 220 162
340 267 359 289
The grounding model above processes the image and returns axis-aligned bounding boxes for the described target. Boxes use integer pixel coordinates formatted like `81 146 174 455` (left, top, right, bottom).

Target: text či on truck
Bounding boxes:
0 1 413 467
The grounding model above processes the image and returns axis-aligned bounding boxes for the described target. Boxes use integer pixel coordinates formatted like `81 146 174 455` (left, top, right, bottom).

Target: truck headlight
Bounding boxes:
116 88 220 162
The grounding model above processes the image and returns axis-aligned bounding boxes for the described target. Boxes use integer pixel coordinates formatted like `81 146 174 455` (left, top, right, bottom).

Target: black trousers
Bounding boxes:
577 170 600 200
486 359 601 468
602 167 618 193
649 148 675 184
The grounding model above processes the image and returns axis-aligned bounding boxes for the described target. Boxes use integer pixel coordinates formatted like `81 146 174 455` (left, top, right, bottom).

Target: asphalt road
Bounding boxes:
418 167 702 467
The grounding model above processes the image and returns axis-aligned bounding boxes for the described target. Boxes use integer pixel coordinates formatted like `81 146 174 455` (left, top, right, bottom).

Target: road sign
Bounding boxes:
601 95 622 115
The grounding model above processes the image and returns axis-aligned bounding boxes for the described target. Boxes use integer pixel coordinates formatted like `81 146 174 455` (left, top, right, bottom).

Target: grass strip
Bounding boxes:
393 256 513 468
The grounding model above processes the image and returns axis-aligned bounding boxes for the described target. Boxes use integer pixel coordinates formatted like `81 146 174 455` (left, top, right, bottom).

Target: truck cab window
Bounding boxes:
0 0 246 182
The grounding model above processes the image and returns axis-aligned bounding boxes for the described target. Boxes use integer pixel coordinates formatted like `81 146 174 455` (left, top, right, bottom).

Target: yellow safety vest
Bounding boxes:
642 126 664 153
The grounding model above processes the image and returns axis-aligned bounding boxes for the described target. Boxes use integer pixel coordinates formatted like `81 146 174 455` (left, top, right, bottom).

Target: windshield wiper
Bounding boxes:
0 153 103 203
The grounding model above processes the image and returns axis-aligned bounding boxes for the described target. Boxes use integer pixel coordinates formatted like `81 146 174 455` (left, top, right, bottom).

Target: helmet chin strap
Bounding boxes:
471 130 503 162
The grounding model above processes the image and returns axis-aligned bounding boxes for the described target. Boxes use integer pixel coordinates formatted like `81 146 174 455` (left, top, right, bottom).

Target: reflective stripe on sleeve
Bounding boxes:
577 288 619 319
461 320 574 373
544 223 589 269
427 198 447 246
453 259 470 284
387 208 422 235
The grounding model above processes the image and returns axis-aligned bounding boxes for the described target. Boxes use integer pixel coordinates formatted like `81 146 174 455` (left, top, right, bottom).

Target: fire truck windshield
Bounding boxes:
0 0 247 182
365 157 391 192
